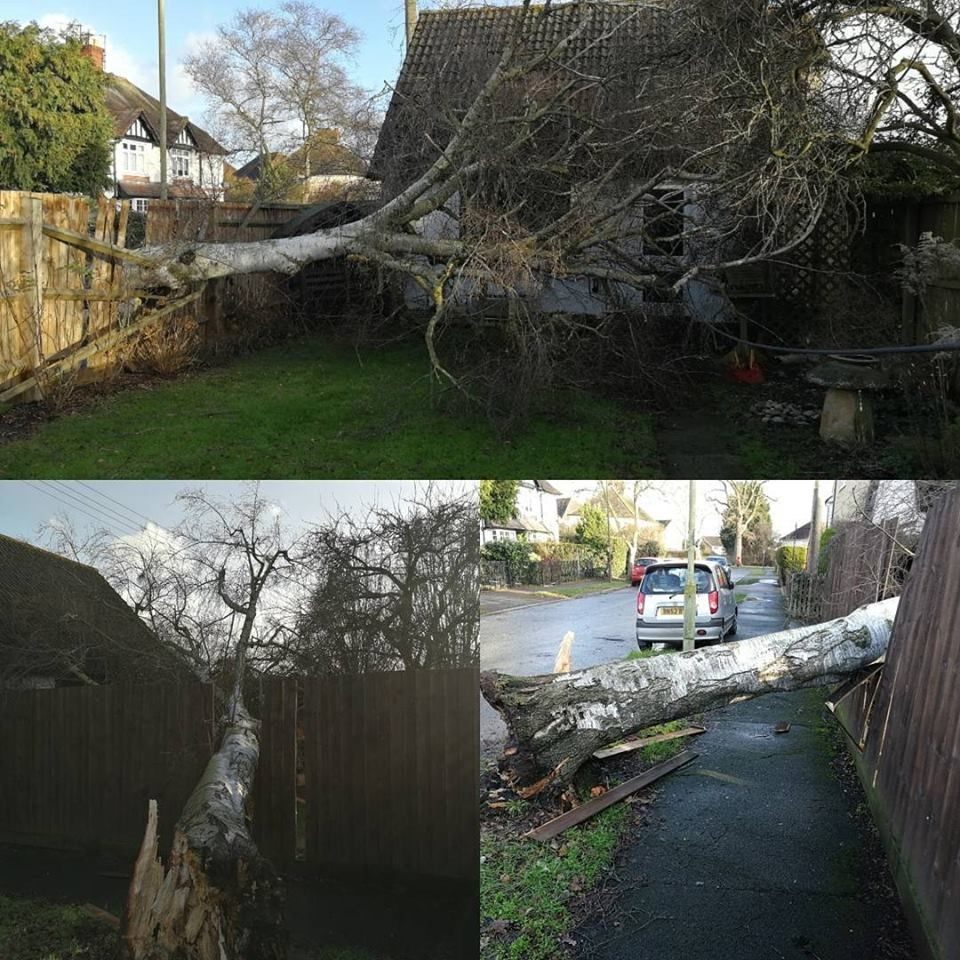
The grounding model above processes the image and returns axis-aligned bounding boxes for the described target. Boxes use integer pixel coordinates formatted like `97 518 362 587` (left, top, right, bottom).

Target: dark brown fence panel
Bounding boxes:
836 489 960 960
252 677 298 864
303 668 478 881
0 683 214 855
820 519 903 620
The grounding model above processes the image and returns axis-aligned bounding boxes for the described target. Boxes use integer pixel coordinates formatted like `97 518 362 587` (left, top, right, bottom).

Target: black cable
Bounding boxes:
712 327 960 357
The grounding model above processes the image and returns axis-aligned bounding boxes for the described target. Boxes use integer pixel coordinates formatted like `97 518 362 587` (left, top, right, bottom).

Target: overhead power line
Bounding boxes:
73 480 164 530
20 481 142 540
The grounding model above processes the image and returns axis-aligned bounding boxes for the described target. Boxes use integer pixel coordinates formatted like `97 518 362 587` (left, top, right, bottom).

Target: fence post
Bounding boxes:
20 197 45 401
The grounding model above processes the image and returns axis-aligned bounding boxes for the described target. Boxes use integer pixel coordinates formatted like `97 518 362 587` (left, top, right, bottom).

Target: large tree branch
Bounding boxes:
481 597 899 795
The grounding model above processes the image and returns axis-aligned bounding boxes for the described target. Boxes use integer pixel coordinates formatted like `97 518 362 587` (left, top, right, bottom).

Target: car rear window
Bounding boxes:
636 558 658 566
641 566 715 594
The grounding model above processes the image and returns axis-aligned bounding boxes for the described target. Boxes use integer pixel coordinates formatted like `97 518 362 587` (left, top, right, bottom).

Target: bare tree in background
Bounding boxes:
183 2 372 201
292 487 479 673
713 481 769 566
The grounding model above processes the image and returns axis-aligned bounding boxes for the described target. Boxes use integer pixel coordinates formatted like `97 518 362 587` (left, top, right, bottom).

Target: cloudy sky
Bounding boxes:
9 0 410 131
0 480 474 544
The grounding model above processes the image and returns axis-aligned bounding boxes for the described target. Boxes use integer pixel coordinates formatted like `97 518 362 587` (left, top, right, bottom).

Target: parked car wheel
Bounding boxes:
637 641 652 650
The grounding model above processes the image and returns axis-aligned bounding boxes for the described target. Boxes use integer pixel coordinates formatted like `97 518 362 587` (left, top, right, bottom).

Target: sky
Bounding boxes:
0 479 825 553
0 480 474 544
549 481 826 539
9 0 412 134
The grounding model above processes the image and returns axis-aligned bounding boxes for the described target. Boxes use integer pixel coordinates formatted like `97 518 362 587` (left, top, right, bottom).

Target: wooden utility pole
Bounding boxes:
158 0 168 201
806 480 824 574
683 480 697 652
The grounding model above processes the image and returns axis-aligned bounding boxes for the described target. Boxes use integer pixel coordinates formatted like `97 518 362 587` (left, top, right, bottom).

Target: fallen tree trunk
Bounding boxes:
480 597 899 795
121 698 285 960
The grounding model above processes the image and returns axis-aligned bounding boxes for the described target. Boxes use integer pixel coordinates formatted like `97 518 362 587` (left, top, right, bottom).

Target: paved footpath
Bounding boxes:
575 576 902 960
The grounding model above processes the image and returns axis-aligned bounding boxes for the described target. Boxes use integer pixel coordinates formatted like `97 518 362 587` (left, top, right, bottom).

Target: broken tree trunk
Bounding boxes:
480 597 899 795
121 697 284 960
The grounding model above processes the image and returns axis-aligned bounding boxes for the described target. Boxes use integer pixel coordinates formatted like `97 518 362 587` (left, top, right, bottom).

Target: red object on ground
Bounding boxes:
730 364 765 384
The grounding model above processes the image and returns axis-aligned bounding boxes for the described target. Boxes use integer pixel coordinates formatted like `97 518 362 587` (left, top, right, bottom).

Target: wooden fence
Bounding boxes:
0 683 215 854
831 489 960 960
143 201 305 347
0 190 132 402
0 668 478 882
819 518 905 619
0 191 309 404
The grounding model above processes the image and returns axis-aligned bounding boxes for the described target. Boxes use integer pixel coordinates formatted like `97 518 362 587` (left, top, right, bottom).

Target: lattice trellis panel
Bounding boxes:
773 199 856 307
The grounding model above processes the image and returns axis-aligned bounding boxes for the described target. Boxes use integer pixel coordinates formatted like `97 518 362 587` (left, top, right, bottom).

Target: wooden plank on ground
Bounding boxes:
525 751 697 842
593 725 706 760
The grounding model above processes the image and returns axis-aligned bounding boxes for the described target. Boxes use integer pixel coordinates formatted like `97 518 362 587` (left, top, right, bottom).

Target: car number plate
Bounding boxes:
659 606 683 616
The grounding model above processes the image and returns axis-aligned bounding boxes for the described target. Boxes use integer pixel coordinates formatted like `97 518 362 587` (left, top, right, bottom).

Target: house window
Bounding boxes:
170 147 191 179
121 141 146 174
131 199 149 214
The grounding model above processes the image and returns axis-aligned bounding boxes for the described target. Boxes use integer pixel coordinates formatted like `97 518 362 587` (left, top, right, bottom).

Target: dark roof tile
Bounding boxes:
0 534 174 684
371 1 670 185
104 75 229 155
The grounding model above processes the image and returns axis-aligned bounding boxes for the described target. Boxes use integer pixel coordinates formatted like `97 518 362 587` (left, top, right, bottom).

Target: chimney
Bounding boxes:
81 36 105 72
405 0 417 45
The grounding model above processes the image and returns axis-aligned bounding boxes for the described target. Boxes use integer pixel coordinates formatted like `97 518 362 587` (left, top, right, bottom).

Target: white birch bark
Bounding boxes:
121 698 284 960
480 597 899 794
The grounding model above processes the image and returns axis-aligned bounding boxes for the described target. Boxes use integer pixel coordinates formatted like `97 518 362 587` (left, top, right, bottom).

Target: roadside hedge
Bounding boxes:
776 545 807 584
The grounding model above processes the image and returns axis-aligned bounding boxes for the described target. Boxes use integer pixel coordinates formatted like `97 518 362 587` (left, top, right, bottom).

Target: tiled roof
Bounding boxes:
780 522 812 542
235 133 366 181
0 534 169 684
371 1 671 187
104 75 229 155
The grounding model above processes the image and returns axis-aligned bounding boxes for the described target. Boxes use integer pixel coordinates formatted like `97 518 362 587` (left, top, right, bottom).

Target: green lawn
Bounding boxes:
0 894 117 960
0 338 657 478
481 804 629 960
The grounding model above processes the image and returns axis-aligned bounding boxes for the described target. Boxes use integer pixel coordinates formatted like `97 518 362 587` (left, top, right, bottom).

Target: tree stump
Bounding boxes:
122 704 286 960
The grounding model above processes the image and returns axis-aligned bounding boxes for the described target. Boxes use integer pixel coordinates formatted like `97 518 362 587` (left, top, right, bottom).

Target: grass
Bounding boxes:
0 894 117 960
625 647 663 661
481 804 630 960
736 576 760 586
634 720 692 763
535 581 625 599
0 337 657 478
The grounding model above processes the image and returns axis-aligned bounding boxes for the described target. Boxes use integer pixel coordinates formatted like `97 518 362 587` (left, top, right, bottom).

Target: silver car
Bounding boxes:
636 560 738 649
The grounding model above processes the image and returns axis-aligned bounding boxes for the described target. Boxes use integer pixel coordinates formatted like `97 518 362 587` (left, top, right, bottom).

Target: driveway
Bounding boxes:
572 572 908 960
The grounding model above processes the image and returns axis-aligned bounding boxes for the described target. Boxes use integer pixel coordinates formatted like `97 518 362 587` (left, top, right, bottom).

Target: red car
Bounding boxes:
630 557 661 587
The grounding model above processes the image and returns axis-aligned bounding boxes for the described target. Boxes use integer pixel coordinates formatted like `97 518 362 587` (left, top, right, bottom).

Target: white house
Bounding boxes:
482 481 562 544
829 480 951 538
779 522 812 550
82 41 229 213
